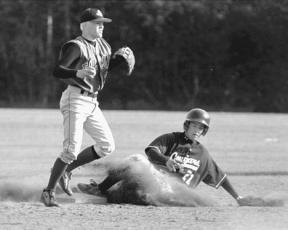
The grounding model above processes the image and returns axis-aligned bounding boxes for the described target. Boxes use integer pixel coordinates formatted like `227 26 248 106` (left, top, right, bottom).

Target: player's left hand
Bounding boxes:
166 158 180 173
237 195 268 206
111 46 135 76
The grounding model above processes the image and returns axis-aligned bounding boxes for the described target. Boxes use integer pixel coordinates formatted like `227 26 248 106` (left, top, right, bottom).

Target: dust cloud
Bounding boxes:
100 154 218 206
0 154 286 208
100 154 288 207
0 181 41 202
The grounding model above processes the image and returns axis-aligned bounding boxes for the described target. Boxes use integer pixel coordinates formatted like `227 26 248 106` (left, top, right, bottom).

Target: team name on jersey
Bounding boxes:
99 54 110 70
182 157 200 167
174 154 200 170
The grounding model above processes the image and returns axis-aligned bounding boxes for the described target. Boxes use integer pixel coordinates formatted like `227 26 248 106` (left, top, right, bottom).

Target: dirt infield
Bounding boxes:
0 109 287 229
0 202 287 230
0 175 287 230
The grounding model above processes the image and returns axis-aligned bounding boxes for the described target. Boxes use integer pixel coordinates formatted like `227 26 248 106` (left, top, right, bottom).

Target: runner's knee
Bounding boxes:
127 154 149 165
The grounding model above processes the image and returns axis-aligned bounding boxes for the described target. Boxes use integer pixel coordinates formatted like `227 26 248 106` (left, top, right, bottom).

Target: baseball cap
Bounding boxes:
80 8 112 23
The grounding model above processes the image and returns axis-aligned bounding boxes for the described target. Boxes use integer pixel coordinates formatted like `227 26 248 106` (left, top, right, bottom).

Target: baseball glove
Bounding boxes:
110 47 135 76
237 196 273 207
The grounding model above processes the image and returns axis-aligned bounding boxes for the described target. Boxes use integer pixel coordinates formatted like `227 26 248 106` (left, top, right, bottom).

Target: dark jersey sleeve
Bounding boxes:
202 157 226 188
145 133 176 156
144 133 177 165
53 43 81 79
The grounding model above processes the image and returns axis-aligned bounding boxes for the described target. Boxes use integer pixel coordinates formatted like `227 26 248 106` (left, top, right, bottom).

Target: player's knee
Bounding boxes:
59 150 77 164
130 155 150 166
94 141 115 157
128 154 148 163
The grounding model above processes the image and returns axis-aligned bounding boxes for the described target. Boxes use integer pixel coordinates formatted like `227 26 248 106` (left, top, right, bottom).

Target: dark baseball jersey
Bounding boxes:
145 132 226 188
53 36 111 93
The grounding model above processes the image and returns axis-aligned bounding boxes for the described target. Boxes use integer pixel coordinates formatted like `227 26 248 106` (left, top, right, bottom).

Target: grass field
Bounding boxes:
0 109 287 229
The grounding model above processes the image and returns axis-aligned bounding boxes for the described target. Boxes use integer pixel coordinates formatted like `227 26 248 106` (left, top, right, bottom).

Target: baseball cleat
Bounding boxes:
58 171 73 196
77 180 105 197
40 189 60 207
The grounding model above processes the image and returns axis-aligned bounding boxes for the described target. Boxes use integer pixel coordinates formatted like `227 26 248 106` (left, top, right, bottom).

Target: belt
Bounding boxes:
80 89 97 98
71 85 98 98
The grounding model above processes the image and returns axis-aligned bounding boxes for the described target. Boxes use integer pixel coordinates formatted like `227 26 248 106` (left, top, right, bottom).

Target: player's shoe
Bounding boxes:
58 171 73 196
77 179 105 197
40 189 60 207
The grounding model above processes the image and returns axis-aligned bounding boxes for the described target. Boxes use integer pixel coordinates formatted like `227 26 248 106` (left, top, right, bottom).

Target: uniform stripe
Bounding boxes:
97 38 111 56
215 174 227 189
67 92 71 154
98 40 105 54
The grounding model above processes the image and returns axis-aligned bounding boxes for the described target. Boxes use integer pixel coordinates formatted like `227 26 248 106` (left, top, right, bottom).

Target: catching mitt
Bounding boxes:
112 47 135 76
237 195 284 207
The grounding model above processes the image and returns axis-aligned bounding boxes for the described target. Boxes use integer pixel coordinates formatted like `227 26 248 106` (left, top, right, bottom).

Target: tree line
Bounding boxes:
0 0 288 112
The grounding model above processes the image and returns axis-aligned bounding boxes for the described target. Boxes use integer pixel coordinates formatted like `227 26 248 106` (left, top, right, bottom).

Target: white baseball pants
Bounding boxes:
58 85 115 164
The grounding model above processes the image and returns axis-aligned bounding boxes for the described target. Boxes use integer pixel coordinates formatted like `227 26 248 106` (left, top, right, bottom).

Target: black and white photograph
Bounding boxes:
0 0 287 229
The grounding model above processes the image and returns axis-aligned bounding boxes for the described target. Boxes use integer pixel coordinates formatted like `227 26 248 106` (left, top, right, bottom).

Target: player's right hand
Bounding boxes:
76 66 96 80
166 158 180 173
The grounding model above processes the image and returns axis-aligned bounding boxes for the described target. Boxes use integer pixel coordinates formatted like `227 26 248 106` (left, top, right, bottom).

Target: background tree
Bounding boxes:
0 0 288 112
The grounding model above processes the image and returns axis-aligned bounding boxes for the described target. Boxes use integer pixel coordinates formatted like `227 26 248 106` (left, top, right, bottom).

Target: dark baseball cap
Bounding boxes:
80 8 112 23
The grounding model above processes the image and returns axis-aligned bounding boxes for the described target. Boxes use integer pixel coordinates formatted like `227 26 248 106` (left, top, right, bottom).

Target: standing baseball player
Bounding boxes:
41 8 135 207
77 108 247 205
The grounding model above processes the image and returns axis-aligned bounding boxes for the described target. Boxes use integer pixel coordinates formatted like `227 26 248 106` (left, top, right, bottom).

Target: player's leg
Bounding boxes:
77 155 146 196
41 158 68 207
59 145 99 195
77 173 122 196
65 145 100 173
59 145 100 196
76 107 117 195
77 165 127 196
41 110 85 205
68 105 115 172
56 90 100 195
59 105 115 195
84 105 115 158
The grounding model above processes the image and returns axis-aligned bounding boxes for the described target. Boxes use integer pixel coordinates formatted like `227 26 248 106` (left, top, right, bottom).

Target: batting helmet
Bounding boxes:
184 108 210 136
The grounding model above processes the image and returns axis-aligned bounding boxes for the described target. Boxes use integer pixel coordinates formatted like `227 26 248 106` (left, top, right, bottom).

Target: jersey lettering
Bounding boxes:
182 170 194 185
147 132 226 188
99 54 110 70
171 145 201 185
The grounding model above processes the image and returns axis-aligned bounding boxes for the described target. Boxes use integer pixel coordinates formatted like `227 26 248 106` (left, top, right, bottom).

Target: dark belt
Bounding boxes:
80 89 97 98
71 85 97 98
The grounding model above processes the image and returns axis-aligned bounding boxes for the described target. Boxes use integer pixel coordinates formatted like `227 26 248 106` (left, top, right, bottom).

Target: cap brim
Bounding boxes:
91 18 112 23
